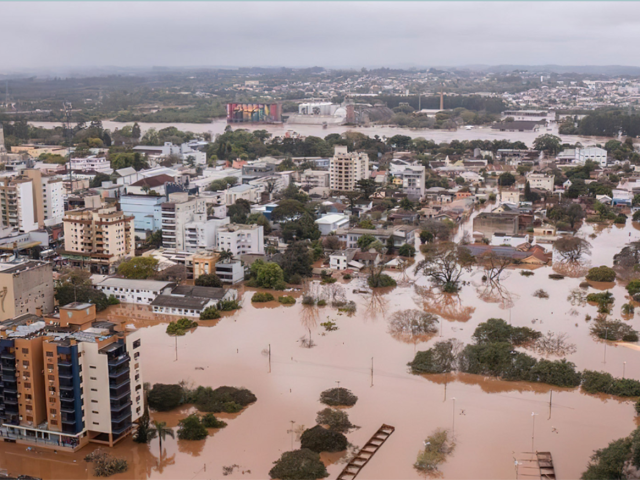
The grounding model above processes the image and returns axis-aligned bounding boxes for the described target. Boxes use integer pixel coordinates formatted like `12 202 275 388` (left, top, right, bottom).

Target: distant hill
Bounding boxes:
452 65 640 76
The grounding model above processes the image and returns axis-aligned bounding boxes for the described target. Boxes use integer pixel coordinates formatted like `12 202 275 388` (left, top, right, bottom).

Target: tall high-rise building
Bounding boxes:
0 123 6 154
62 205 135 274
161 192 206 251
0 261 55 322
329 146 369 192
0 302 143 450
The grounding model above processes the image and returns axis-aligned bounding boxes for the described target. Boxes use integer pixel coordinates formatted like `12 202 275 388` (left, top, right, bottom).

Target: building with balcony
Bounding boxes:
216 224 264 256
0 302 143 451
526 173 555 192
329 146 369 192
69 156 113 174
335 225 417 250
161 192 207 251
0 176 38 233
119 194 165 239
388 164 426 200
184 214 230 253
62 205 135 274
215 261 244 284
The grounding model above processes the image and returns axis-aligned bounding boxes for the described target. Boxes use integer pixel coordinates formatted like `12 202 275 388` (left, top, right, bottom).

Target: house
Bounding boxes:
353 250 381 267
329 248 357 271
612 189 633 206
464 244 551 265
315 214 350 236
526 173 555 192
500 190 521 204
336 226 417 249
150 285 237 317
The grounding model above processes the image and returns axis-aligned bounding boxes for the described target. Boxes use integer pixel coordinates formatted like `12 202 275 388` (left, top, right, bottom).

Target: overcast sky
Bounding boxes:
2 2 640 71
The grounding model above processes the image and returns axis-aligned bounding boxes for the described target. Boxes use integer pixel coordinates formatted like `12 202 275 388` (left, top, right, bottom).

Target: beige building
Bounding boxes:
329 145 369 192
526 173 555 192
0 303 143 451
0 261 54 322
63 205 135 274
193 252 220 278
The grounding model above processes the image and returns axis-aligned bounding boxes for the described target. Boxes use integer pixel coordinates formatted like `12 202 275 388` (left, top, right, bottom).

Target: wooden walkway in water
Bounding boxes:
336 424 395 480
515 452 557 479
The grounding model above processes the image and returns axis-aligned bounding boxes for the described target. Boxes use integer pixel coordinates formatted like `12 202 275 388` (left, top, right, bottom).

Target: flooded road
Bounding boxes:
29 119 610 146
2 220 640 479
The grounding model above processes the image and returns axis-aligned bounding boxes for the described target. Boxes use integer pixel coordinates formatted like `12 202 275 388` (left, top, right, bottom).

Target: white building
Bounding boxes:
216 261 244 284
526 173 555 192
490 233 530 247
329 146 369 191
388 164 426 200
225 184 259 205
558 147 608 167
0 177 37 233
42 176 64 225
69 156 114 174
501 110 554 122
216 224 264 256
315 214 349 236
133 142 207 166
161 192 207 251
184 215 230 252
91 276 175 304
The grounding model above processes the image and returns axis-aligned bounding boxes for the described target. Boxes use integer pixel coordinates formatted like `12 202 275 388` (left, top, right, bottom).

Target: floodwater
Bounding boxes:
2 220 640 479
29 119 610 147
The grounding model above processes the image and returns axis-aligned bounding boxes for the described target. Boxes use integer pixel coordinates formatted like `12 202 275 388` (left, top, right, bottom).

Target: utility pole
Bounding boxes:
268 344 271 373
370 357 374 387
452 397 456 436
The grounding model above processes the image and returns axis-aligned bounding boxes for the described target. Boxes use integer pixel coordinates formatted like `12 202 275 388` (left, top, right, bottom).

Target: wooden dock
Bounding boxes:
336 424 395 480
515 451 557 479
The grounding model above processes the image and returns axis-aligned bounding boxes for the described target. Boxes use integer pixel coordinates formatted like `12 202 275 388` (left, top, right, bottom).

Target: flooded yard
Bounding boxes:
2 220 640 479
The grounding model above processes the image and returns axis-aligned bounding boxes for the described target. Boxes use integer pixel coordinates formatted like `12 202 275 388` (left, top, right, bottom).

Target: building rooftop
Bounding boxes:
171 285 228 300
151 295 212 309
93 277 176 291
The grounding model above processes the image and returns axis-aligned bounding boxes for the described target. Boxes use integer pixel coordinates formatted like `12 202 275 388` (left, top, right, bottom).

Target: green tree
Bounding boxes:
533 134 562 154
398 243 416 257
281 241 313 281
117 257 159 279
250 260 286 289
356 179 378 199
177 414 208 441
90 172 111 188
357 234 376 250
228 199 251 223
271 200 309 223
399 197 415 211
498 172 516 187
195 274 223 288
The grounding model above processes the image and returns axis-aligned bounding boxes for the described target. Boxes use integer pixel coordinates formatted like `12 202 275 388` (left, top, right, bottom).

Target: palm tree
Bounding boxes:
149 421 174 452
218 249 234 263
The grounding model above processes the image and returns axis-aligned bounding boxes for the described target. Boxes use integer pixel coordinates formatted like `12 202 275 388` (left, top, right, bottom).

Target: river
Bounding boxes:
29 119 612 147
1 218 640 479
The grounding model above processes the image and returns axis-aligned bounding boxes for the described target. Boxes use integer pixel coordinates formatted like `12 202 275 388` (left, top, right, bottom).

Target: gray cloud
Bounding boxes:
1 1 639 70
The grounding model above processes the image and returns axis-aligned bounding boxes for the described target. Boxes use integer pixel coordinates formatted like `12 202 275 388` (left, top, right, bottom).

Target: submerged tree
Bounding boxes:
554 237 592 263
388 309 439 344
415 243 474 293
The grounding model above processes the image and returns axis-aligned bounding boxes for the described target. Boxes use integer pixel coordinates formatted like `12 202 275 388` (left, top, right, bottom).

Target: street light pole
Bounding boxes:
452 397 456 436
531 412 538 453
624 361 627 379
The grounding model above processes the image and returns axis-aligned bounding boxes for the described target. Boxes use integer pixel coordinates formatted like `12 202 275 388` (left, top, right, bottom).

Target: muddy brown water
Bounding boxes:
2 221 640 479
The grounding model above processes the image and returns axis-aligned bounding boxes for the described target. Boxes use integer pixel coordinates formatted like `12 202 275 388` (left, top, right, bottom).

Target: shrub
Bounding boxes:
217 299 241 311
315 408 357 433
189 386 257 413
472 318 541 346
398 243 416 257
582 371 615 394
614 215 627 225
408 341 459 374
84 450 128 477
622 303 635 315
148 383 184 411
321 277 337 284
317 299 327 306
368 273 397 288
268 449 329 480
533 289 549 299
414 429 455 474
337 301 357 314
201 413 227 429
252 292 275 303
320 320 337 331
107 295 120 305
627 280 640 296
177 414 208 440
586 266 617 282
529 359 581 388
636 399 640 415
200 306 221 320
459 342 530 378
520 270 534 277
343 273 352 280
582 437 633 479
548 273 565 280
300 425 348 453
166 318 198 336
278 295 296 305
288 273 302 285
590 319 639 342
301 296 315 305
319 388 358 407
195 273 223 288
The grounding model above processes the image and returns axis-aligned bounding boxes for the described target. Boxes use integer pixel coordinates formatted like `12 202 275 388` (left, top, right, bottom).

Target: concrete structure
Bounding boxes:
41 175 65 226
0 261 54 322
0 176 38 233
315 214 349 236
119 194 165 238
500 190 521 205
184 215 230 252
388 164 426 200
0 303 143 450
526 173 555 192
301 170 330 190
329 146 369 192
215 261 244 284
336 226 417 249
62 205 135 274
329 248 357 271
558 147 608 167
161 192 206 251
490 233 530 247
193 252 220 279
69 156 113 174
225 184 258 205
133 142 206 166
91 277 175 305
473 213 519 237
216 224 264 256
500 110 554 122
151 285 235 317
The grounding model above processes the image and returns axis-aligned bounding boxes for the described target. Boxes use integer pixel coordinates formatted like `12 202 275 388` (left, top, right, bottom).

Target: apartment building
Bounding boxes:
0 261 54 322
216 224 264 256
69 156 113 174
161 192 206 251
0 177 38 233
62 205 135 274
335 226 417 249
119 194 165 238
329 146 369 192
526 173 555 192
184 215 230 253
0 302 143 451
215 261 244 284
41 176 65 225
388 164 426 200
301 170 330 190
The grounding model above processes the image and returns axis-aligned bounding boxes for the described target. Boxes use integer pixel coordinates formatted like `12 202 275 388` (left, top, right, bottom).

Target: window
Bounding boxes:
133 339 141 349
91 400 98 403
90 377 97 381
49 398 55 404
92 411 99 414
91 388 97 392
93 422 99 425
51 420 58 426
90 366 96 369
50 409 57 414
21 348 29 354
24 383 31 389
46 352 53 357
135 374 140 381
